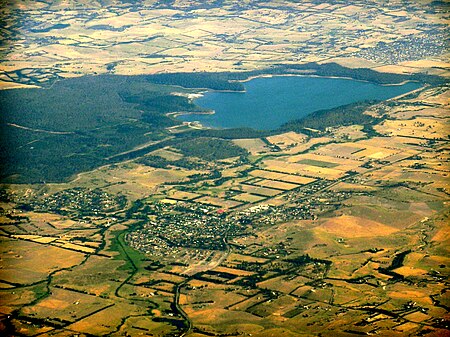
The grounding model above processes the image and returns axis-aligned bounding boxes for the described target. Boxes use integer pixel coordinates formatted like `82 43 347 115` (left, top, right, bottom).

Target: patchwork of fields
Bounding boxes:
0 0 449 336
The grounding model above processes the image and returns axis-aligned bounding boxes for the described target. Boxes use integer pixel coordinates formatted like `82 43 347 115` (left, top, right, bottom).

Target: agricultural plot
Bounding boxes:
265 131 308 151
262 159 346 180
0 237 86 285
21 287 113 325
233 184 282 197
249 169 316 185
375 117 449 140
232 139 270 155
1 1 449 336
195 196 242 209
251 179 300 191
231 193 266 203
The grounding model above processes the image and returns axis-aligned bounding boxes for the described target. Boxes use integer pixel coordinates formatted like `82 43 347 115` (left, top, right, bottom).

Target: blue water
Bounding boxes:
179 76 421 130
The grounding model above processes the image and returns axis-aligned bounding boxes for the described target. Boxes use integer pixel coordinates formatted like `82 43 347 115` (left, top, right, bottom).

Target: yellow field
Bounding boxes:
317 215 398 238
262 159 345 180
167 190 201 201
232 193 266 203
149 148 184 161
233 138 269 154
257 275 310 294
266 132 307 149
253 179 299 190
226 253 269 264
68 302 146 335
375 117 449 140
212 266 256 277
196 196 242 209
236 184 282 197
249 169 316 185
22 287 113 323
0 237 86 284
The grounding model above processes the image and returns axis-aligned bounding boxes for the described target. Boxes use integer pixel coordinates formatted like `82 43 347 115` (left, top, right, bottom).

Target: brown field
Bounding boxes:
266 132 307 148
233 138 269 154
196 196 242 209
148 148 184 161
166 190 201 201
375 117 449 140
317 215 398 238
246 295 298 317
330 182 378 192
212 266 256 277
68 302 146 335
351 146 400 160
22 287 112 323
252 179 300 191
294 152 362 168
257 275 310 294
52 255 128 296
184 288 247 314
262 159 345 180
73 162 199 199
189 309 262 334
235 184 282 197
249 169 316 185
232 193 266 203
226 253 269 264
0 237 86 284
117 316 178 337
313 142 366 159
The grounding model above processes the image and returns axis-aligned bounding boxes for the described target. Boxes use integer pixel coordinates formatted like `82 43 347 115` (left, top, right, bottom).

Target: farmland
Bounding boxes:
1 78 449 335
0 0 449 336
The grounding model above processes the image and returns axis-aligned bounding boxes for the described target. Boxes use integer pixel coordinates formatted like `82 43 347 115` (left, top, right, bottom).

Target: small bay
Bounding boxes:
178 76 422 130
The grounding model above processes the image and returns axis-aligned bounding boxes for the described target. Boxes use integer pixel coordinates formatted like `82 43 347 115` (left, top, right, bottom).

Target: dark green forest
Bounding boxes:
279 100 380 132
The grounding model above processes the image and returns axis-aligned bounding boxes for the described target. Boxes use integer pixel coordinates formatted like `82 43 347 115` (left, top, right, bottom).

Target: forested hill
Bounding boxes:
147 62 446 90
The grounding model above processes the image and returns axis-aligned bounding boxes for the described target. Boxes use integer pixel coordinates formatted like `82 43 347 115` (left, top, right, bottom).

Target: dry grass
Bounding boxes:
0 237 85 284
317 215 398 238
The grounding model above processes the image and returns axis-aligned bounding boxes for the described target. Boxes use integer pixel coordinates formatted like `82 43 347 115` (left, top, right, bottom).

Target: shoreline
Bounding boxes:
167 110 215 119
234 72 420 87
171 74 424 131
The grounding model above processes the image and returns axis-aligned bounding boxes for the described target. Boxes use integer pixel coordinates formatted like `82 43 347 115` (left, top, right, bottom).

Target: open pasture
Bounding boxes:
232 193 267 203
296 152 362 168
21 287 112 324
375 117 449 140
234 184 282 197
257 275 311 294
316 215 398 238
67 301 147 336
233 138 269 155
251 179 300 191
117 315 179 337
266 131 307 149
0 237 85 285
195 196 242 209
166 190 201 201
249 169 316 185
262 159 345 180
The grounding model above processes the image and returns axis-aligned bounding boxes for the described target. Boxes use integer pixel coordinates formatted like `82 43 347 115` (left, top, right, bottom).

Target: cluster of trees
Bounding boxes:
137 155 205 170
172 137 248 161
0 75 198 183
147 72 245 91
147 62 445 93
280 100 379 132
181 127 274 140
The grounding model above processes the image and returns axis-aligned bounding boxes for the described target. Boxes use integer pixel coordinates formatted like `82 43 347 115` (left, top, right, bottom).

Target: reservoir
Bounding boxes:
179 76 422 130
